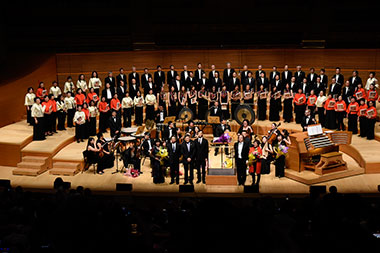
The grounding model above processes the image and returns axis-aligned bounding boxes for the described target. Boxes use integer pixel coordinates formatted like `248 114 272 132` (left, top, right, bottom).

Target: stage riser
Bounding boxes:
206 175 237 185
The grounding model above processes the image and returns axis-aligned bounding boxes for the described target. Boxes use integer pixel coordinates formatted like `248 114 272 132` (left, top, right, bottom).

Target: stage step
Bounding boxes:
49 167 79 176
16 161 46 170
22 156 48 163
12 167 47 176
13 156 49 176
49 162 81 176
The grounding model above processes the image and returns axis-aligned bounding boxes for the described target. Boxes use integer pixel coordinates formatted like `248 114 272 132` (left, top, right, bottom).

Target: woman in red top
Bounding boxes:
110 93 121 116
366 101 377 140
334 95 347 131
98 96 110 133
367 83 378 107
354 83 366 104
248 140 262 186
82 103 90 139
306 89 317 116
324 94 336 129
75 88 86 108
358 100 368 138
49 94 58 134
36 82 47 100
86 87 99 105
42 95 53 136
346 97 359 134
293 88 306 124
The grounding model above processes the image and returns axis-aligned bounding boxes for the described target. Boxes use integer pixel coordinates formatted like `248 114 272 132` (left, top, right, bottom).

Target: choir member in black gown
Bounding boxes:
168 86 178 117
242 84 254 109
208 86 218 109
257 84 267 121
157 86 167 117
219 85 230 120
188 85 198 117
198 85 208 120
282 83 293 123
177 86 187 116
230 85 241 120
134 91 144 126
269 86 281 122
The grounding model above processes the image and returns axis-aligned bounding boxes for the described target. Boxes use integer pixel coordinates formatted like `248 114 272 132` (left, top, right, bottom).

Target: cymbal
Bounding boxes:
178 107 194 122
234 105 256 125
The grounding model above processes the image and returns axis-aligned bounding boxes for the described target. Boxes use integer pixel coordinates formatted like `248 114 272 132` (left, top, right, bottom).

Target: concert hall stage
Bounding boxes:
0 119 380 196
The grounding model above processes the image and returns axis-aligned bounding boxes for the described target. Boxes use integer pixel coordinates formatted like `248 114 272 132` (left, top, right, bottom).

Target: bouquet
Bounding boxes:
158 147 169 166
215 132 232 143
248 151 261 166
275 144 289 159
223 158 233 168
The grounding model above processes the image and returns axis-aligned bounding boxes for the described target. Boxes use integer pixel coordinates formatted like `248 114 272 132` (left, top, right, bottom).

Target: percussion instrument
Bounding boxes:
118 136 136 142
178 107 194 122
234 105 256 125
121 127 138 135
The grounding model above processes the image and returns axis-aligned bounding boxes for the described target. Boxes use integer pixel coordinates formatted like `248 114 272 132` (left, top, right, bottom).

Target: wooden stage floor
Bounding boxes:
1 120 380 196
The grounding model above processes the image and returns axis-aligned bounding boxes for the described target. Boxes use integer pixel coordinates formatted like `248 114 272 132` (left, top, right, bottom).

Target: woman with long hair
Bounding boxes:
134 90 144 126
56 94 67 131
25 87 36 125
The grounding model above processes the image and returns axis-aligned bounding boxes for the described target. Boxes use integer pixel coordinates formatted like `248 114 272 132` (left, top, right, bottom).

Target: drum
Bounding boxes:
234 105 256 125
178 107 194 122
118 136 136 142
121 127 138 135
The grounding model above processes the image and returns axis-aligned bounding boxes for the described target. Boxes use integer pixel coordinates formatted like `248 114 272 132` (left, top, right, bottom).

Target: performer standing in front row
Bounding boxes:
31 97 46 141
249 140 262 186
366 101 377 140
168 136 181 185
181 134 196 185
234 134 249 186
346 97 359 134
195 131 208 184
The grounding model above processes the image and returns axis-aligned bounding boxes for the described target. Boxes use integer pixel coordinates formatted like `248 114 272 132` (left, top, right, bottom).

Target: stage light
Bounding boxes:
179 185 194 193
309 185 326 194
244 185 259 193
116 183 133 191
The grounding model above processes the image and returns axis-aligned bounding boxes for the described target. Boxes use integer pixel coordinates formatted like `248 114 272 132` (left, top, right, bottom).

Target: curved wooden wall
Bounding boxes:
0 55 57 127
56 49 380 85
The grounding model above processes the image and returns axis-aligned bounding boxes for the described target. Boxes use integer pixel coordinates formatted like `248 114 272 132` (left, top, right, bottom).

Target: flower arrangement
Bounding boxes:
158 147 169 166
223 158 233 168
215 132 232 143
248 151 261 166
275 144 289 159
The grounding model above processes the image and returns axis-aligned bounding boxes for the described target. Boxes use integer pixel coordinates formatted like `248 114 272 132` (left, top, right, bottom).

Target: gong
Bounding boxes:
178 107 194 122
145 119 155 130
234 105 256 125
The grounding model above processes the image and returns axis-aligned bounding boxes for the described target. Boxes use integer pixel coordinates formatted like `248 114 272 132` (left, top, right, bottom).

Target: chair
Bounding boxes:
82 150 98 174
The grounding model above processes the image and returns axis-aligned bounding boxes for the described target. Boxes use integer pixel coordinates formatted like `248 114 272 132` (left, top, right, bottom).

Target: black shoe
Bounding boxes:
176 181 179 185
214 152 218 156
170 181 175 185
77 140 80 143
196 180 201 184
202 180 206 184
190 181 193 185
184 181 188 185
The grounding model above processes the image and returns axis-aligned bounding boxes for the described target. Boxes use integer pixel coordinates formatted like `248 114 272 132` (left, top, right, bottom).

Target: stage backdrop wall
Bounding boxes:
56 49 380 85
0 55 57 127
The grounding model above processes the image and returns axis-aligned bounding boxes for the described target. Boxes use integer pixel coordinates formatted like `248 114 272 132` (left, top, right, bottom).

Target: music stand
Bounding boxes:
208 116 220 124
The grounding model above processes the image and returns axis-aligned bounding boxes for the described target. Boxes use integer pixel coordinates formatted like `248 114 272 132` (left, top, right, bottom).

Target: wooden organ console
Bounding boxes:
286 125 352 175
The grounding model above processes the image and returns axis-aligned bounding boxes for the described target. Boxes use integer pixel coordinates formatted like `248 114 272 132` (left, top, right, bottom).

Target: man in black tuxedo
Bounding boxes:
186 71 197 90
108 110 121 137
142 132 154 168
257 72 269 91
234 134 249 186
154 65 165 91
270 74 282 92
144 77 155 95
211 72 223 91
210 101 222 120
195 131 209 184
199 73 209 90
181 65 189 83
117 80 127 100
128 66 140 86
319 69 328 86
240 65 250 82
173 75 183 92
307 68 318 86
129 78 139 99
313 77 326 95
349 70 362 89
181 134 196 185
334 67 344 85
116 68 127 87
163 121 177 140
223 62 235 85
105 71 116 89
289 77 298 92
208 64 219 80
167 65 178 87
102 83 115 104
329 77 341 97
255 65 266 80
269 66 280 82
342 80 353 104
228 71 240 91
194 63 205 85
301 109 316 132
141 68 152 88
294 65 306 85
281 64 292 86
299 78 311 96
167 136 181 184
214 119 231 156
242 71 255 91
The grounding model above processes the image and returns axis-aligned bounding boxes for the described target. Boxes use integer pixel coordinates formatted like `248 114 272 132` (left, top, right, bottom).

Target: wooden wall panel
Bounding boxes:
56 49 380 86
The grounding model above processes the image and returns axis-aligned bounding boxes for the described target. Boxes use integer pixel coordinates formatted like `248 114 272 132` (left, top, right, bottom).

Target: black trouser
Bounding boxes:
275 155 285 177
236 158 247 185
170 162 180 184
347 114 358 134
196 160 207 182
26 106 32 124
317 107 325 127
135 106 143 125
99 112 108 133
75 124 85 140
123 108 132 127
89 117 97 136
51 112 57 132
295 104 305 124
33 117 45 141
336 111 345 130
67 108 75 127
44 113 51 133
57 111 66 130
215 143 229 155
359 116 367 137
367 118 376 140
308 105 316 117
183 161 194 184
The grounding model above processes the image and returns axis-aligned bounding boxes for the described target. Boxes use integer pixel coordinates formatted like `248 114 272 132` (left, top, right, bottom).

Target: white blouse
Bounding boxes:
56 101 66 111
88 77 102 89
134 96 145 107
122 97 133 109
64 81 74 93
89 106 98 117
64 96 76 109
365 77 379 90
77 80 88 91
31 103 46 118
145 94 156 105
316 95 327 107
50 86 62 98
24 93 36 106
74 111 86 125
